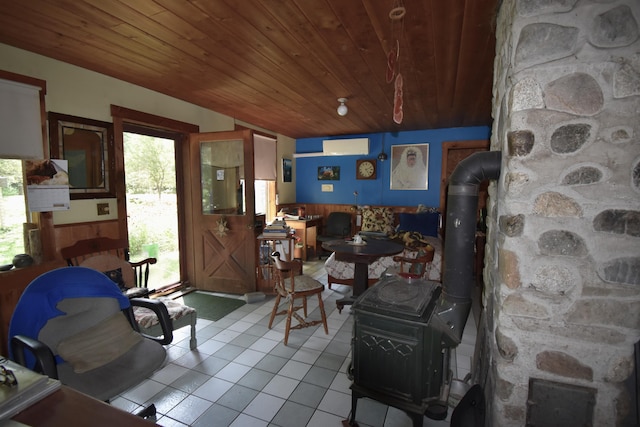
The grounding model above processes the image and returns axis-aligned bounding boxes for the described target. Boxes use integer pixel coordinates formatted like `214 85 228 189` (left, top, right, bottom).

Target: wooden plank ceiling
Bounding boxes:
0 0 499 138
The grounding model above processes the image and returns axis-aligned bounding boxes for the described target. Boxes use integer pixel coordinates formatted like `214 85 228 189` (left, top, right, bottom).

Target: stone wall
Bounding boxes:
484 0 640 425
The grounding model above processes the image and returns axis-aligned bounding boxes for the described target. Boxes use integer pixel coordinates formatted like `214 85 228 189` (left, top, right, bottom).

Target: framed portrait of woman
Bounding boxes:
390 143 429 190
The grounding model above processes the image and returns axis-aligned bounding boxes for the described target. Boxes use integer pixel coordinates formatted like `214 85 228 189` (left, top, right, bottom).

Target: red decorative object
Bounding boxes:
393 73 404 124
386 40 399 83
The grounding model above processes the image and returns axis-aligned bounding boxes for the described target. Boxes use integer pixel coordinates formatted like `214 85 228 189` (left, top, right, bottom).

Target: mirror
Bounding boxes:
48 112 115 199
200 139 245 215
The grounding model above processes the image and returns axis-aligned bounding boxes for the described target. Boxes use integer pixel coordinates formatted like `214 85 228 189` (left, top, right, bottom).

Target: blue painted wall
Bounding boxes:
295 126 490 208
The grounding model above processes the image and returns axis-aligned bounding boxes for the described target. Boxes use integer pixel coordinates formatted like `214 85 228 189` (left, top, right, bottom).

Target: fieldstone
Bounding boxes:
599 257 640 285
590 5 639 48
562 166 602 185
607 126 632 144
593 210 640 237
545 73 603 116
505 172 530 193
496 377 514 400
614 59 640 98
617 391 633 427
538 230 588 257
567 299 640 329
503 293 549 318
499 214 525 237
512 318 627 345
507 130 534 156
533 192 582 217
516 0 577 17
499 249 522 289
531 264 576 295
633 160 640 191
550 123 592 153
536 350 593 380
496 327 518 361
605 354 634 383
515 23 579 67
512 78 544 110
504 404 526 423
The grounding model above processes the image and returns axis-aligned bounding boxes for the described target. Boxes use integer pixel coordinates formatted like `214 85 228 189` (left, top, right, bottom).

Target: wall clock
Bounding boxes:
356 159 377 180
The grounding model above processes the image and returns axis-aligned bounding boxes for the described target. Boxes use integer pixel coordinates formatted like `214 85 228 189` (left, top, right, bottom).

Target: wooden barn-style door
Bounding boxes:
187 129 257 294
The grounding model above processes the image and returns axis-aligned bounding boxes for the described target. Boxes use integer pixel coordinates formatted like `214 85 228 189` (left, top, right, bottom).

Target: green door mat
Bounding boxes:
181 291 246 321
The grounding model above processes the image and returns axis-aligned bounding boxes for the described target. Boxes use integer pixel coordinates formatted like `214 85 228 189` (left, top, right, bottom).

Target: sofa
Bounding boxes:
324 206 443 288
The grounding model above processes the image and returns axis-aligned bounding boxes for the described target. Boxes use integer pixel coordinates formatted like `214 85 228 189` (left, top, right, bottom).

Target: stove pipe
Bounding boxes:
434 151 502 345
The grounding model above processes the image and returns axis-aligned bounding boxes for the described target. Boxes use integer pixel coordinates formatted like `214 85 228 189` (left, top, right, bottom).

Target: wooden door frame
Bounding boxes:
440 139 491 214
110 105 199 285
188 129 257 293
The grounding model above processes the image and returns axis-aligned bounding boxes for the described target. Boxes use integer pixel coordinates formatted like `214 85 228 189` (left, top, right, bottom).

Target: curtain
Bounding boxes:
0 78 43 159
254 134 276 180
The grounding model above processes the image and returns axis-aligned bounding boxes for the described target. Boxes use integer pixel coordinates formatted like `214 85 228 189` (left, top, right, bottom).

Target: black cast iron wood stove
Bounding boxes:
347 151 502 427
349 275 452 426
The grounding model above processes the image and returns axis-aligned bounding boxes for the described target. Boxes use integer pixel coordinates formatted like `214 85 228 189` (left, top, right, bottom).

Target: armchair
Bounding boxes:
61 237 197 349
61 237 155 298
9 267 169 417
316 212 352 259
391 244 435 279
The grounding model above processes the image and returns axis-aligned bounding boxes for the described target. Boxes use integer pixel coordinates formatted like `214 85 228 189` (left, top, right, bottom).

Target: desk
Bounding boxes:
286 217 322 261
12 385 157 426
322 238 404 312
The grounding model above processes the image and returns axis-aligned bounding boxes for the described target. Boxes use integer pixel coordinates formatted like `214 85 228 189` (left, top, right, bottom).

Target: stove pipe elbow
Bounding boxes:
435 151 501 345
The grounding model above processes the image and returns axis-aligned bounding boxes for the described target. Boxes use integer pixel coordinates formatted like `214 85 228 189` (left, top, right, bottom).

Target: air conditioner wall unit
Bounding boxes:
322 138 369 156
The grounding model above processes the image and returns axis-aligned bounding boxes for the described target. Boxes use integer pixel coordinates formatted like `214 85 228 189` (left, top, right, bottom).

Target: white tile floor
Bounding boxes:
111 263 478 427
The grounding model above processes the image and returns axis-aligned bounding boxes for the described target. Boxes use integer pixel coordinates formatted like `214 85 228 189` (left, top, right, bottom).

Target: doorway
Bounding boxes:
123 126 182 287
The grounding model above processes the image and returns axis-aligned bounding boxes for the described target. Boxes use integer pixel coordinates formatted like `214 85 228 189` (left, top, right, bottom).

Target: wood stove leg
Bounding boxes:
348 391 359 426
409 412 423 427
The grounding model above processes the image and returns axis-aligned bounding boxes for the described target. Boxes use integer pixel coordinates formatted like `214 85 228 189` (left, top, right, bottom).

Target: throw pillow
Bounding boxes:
398 212 440 237
361 207 394 234
103 267 125 291
80 254 135 288
57 312 142 373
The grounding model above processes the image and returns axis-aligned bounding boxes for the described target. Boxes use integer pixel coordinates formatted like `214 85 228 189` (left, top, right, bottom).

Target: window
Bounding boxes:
0 72 47 265
255 180 276 220
0 159 27 264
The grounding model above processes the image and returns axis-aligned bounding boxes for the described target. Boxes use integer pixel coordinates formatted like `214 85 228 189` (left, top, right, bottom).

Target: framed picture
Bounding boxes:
317 166 340 181
390 143 429 190
48 112 115 199
282 158 292 182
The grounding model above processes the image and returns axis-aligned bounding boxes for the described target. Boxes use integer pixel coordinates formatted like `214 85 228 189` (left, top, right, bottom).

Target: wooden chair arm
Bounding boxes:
129 257 157 269
129 257 157 287
270 253 302 274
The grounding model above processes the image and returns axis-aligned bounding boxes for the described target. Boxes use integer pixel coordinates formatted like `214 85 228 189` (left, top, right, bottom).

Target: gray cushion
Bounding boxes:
57 312 143 373
39 296 166 401
40 297 121 351
57 338 166 401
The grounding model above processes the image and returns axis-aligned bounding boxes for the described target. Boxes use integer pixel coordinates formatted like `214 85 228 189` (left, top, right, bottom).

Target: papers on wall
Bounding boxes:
24 159 70 212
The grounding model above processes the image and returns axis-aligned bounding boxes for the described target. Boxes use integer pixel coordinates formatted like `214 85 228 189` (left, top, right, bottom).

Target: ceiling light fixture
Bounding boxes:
337 98 348 116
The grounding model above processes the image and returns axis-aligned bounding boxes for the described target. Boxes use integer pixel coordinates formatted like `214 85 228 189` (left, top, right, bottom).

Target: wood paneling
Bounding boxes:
278 203 438 237
0 260 66 356
0 0 498 138
53 221 121 258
